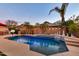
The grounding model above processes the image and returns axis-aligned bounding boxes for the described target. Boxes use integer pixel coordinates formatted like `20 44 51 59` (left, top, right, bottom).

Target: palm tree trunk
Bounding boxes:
60 15 65 35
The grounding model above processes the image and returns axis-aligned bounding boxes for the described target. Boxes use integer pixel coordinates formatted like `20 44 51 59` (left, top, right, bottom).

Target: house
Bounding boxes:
0 23 9 35
18 22 61 34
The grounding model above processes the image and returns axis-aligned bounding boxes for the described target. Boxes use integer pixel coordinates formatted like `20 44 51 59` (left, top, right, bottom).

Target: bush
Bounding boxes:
72 25 79 38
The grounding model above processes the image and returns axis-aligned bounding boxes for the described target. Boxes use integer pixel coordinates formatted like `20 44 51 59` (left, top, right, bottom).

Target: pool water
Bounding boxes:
8 35 68 55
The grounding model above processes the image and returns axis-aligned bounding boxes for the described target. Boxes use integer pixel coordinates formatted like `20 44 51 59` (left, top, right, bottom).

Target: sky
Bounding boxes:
0 3 79 25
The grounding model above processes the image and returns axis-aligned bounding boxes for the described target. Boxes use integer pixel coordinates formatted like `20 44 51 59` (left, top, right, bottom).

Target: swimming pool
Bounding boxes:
8 35 68 55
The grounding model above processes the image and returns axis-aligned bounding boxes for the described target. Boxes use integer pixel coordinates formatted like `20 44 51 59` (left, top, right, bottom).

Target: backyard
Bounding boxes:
0 3 79 56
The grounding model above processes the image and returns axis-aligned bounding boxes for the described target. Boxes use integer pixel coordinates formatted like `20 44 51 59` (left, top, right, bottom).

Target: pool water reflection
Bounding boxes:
8 36 69 55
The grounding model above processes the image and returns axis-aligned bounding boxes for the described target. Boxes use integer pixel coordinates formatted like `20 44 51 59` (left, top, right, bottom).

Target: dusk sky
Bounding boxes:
0 3 79 25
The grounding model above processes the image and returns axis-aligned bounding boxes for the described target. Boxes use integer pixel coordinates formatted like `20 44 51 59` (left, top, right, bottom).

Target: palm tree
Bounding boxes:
49 3 69 35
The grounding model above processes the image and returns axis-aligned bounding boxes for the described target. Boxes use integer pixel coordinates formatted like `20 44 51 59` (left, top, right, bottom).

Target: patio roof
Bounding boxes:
0 23 6 27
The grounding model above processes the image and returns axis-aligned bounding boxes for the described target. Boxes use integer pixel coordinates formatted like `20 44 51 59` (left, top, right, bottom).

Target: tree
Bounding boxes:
49 3 69 35
5 20 18 34
24 22 30 25
72 15 79 37
21 22 33 34
75 16 79 21
65 20 77 36
40 21 49 34
75 16 79 25
35 23 40 26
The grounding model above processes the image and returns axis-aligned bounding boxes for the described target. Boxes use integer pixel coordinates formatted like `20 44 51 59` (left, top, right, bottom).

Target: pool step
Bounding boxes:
65 39 79 43
66 39 79 47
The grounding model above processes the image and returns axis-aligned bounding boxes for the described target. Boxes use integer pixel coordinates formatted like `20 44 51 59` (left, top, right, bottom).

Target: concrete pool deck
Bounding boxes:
0 35 43 56
0 35 79 56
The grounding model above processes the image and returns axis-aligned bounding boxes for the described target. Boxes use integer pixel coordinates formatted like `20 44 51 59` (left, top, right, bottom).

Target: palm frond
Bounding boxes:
49 7 61 15
61 3 69 11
